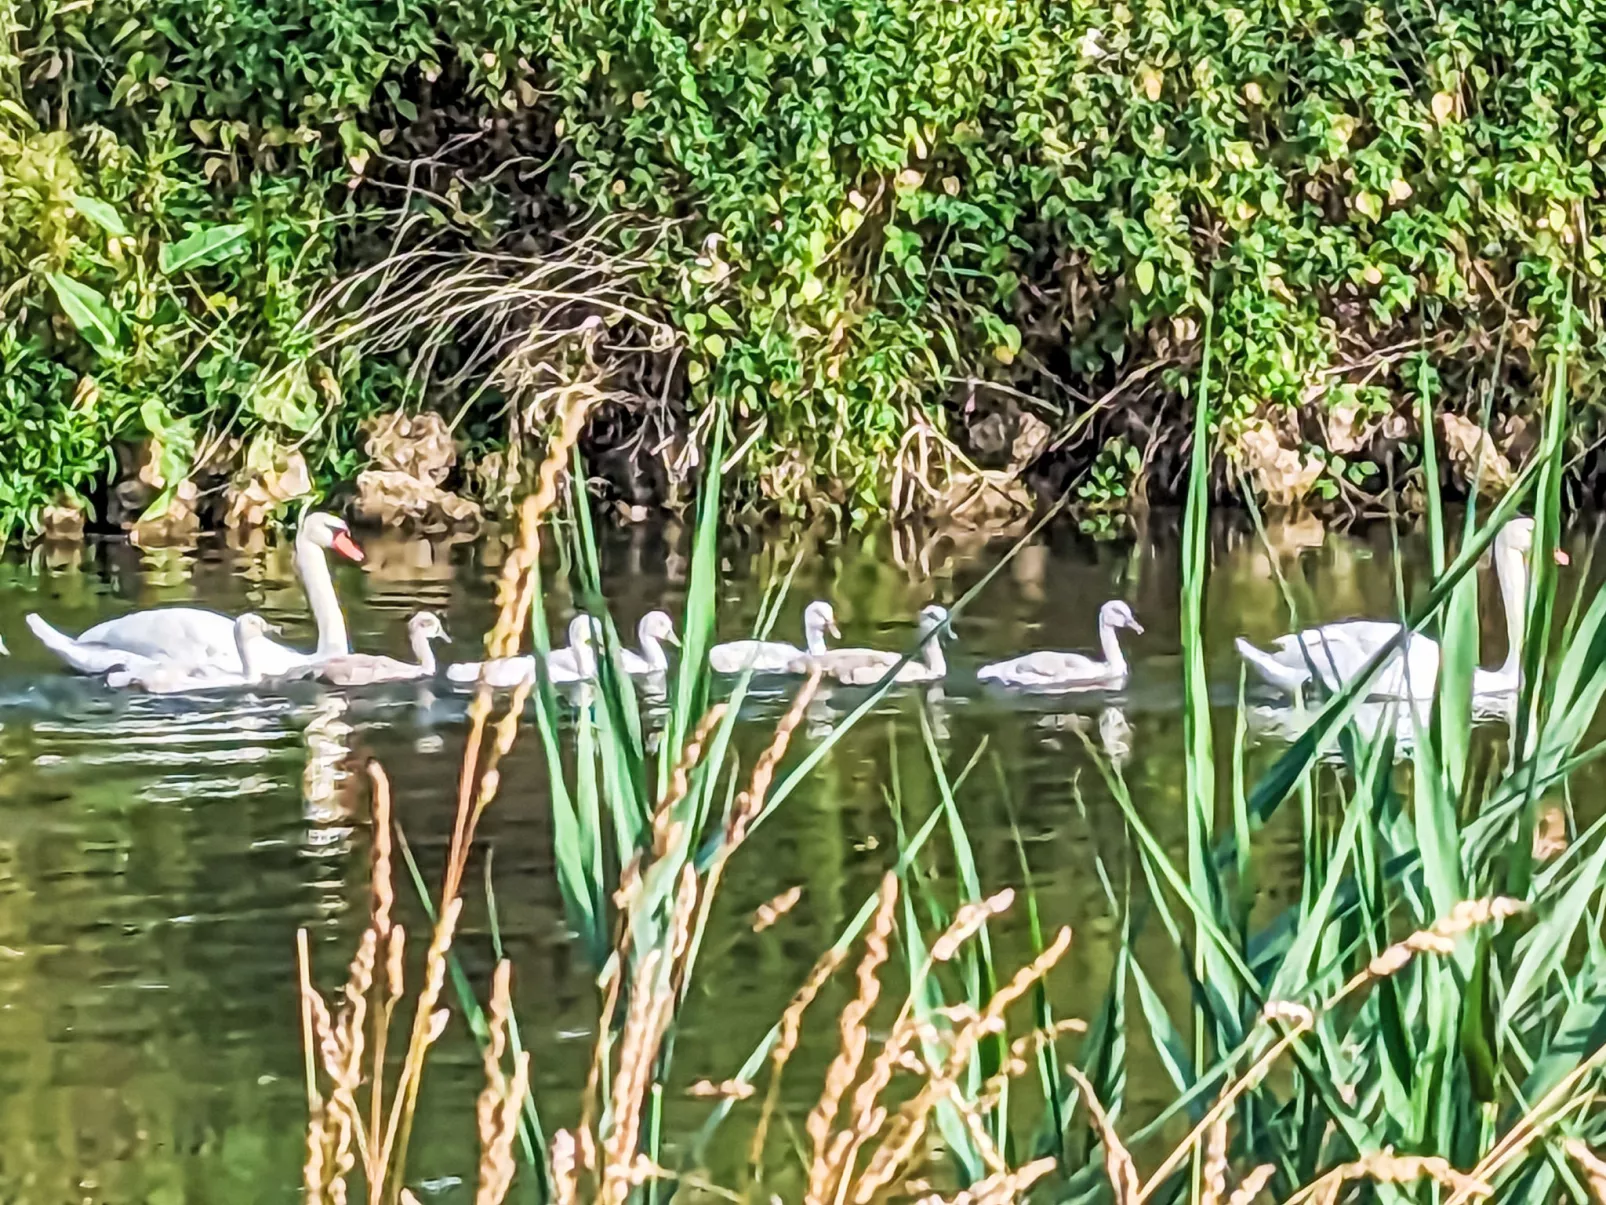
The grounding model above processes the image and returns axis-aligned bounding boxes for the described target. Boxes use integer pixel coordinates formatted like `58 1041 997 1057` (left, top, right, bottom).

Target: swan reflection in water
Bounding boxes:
301 693 358 839
1244 692 1518 763
1035 706 1132 770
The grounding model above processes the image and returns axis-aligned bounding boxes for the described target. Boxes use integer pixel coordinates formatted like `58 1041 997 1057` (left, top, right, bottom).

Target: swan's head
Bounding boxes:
409 611 451 644
639 609 680 647
1100 600 1144 634
234 612 280 641
917 604 952 639
1498 517 1570 566
301 512 365 564
804 600 840 639
567 614 599 649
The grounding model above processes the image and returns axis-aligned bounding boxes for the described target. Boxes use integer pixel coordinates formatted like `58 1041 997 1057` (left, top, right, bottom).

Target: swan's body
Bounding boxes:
978 601 1144 690
1235 518 1556 700
106 613 278 694
28 513 364 676
309 612 450 686
447 615 598 687
792 605 951 685
710 601 838 674
552 610 678 677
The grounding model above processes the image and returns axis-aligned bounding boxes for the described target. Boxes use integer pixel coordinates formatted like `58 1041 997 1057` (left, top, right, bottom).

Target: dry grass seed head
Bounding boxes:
753 884 804 933
749 942 853 1171
930 889 1014 962
1227 1164 1276 1205
686 1079 756 1100
851 927 1073 1205
601 946 681 1205
1566 1139 1606 1203
550 1130 580 1205
1062 1064 1140 1205
1347 897 1524 997
727 669 821 848
1201 1112 1229 1205
478 960 516 1152
368 762 395 935
804 872 898 1205
476 1049 531 1205
386 925 406 1000
1287 1152 1492 1205
653 703 729 856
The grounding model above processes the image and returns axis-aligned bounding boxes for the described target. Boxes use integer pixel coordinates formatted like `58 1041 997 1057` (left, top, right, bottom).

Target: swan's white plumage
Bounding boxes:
793 605 950 685
1236 519 1551 700
309 612 450 686
106 613 278 694
29 513 363 676
978 600 1143 690
710 600 837 674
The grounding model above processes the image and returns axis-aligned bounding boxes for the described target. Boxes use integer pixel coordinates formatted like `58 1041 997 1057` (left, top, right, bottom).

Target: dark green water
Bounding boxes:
0 516 1582 1202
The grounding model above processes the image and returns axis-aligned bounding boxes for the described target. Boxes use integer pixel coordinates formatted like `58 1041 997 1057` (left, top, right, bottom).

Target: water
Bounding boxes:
0 515 1584 1202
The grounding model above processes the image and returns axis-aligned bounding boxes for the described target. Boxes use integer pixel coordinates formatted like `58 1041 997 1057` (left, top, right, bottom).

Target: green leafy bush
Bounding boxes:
3 0 1604 530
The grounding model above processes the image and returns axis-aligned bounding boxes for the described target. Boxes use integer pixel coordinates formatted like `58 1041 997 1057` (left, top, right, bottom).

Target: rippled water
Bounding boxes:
0 516 1590 1202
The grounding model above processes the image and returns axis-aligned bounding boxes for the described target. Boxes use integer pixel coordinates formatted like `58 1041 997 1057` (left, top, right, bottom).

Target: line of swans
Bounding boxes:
6 512 1561 706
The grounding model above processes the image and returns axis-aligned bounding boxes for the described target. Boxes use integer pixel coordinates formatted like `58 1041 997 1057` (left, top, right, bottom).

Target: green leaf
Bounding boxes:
67 191 129 237
47 274 122 356
249 362 320 432
158 223 250 274
1134 259 1155 295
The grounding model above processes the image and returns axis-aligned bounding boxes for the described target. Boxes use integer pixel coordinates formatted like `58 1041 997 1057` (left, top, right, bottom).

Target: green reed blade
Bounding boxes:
1509 290 1574 899
666 399 726 772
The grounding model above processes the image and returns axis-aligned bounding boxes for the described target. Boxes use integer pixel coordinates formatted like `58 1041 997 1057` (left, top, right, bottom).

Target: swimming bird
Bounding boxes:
307 611 451 686
552 610 678 677
106 613 279 694
28 512 363 677
709 600 838 674
446 614 598 687
1234 517 1562 700
977 600 1144 690
790 605 951 685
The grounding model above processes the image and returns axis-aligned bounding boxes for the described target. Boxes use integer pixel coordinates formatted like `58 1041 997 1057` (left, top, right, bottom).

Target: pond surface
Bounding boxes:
0 514 1590 1203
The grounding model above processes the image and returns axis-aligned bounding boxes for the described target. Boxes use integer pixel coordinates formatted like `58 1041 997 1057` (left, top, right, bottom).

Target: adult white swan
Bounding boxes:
1234 517 1562 700
709 600 838 674
27 512 364 678
978 600 1144 690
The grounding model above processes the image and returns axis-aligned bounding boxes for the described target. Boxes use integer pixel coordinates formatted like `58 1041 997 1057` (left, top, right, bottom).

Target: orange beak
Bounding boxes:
1555 548 1571 566
331 529 365 563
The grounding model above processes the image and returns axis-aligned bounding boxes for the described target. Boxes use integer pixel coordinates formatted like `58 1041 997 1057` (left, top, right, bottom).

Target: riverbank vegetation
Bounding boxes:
4 0 1605 540
293 327 1606 1204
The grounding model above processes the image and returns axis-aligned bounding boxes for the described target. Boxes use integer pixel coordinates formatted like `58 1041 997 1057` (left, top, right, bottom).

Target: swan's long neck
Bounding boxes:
411 629 437 674
804 613 831 655
1099 613 1128 676
296 533 350 657
237 630 263 684
918 626 946 676
638 622 669 671
1493 537 1530 680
